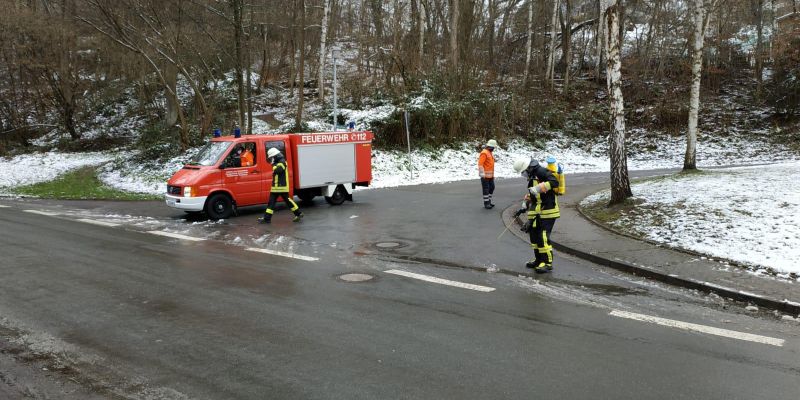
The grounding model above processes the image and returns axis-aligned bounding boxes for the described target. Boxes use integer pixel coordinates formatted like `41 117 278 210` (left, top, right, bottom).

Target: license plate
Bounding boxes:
167 199 176 207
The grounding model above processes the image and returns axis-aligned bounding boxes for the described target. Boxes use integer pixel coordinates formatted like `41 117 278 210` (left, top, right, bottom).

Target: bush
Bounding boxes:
133 123 184 162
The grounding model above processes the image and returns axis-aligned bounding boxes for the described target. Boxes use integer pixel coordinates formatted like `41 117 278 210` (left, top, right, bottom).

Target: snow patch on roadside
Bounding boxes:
582 162 800 275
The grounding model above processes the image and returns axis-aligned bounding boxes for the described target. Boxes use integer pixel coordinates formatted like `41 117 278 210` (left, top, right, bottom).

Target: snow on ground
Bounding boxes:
582 162 800 276
0 152 114 194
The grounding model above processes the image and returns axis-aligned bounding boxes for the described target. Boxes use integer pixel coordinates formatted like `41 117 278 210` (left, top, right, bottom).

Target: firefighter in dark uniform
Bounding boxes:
261 147 303 223
513 157 560 273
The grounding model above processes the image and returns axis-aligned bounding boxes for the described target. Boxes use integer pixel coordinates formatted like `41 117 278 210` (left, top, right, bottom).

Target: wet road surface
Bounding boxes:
0 175 798 399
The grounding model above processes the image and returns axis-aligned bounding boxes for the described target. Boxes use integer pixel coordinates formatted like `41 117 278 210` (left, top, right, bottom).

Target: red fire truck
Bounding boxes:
165 130 373 219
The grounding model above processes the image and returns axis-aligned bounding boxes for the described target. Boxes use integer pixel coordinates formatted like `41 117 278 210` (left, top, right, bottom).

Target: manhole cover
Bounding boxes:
338 273 374 282
375 242 401 249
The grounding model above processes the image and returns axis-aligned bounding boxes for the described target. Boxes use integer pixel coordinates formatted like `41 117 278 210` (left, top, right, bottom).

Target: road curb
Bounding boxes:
504 205 800 315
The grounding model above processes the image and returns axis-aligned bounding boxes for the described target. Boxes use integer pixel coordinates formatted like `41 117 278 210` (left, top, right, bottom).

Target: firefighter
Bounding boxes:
513 157 560 273
478 139 499 209
260 147 303 223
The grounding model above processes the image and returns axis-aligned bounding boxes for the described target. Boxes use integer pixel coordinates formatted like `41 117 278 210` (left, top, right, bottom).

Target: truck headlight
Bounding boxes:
183 186 194 197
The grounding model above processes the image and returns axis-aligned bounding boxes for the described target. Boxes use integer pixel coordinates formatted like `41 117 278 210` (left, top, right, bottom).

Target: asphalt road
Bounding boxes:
0 174 798 399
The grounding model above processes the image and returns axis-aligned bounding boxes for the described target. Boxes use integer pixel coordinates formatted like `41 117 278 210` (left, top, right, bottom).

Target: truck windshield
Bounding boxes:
188 142 231 166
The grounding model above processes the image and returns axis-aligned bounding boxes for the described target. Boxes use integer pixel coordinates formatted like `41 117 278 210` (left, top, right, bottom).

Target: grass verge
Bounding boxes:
12 166 162 201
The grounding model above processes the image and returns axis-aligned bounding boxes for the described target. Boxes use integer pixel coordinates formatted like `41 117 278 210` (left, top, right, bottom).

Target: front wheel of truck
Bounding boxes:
205 193 234 220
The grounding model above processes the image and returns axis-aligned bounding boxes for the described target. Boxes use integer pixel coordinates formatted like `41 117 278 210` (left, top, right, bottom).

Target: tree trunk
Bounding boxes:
546 0 559 87
685 0 710 171
295 0 306 131
523 0 534 86
595 0 603 82
232 0 246 130
754 0 764 99
164 65 179 127
246 4 254 134
419 0 426 69
603 0 631 205
318 0 330 102
450 0 460 71
562 0 572 93
259 24 269 89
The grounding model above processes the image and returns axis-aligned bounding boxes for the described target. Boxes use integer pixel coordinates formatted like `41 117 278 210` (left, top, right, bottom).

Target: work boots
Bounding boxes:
525 250 551 273
292 212 304 222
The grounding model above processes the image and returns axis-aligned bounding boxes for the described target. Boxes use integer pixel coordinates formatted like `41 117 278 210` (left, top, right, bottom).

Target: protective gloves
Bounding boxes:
529 182 547 195
520 220 533 233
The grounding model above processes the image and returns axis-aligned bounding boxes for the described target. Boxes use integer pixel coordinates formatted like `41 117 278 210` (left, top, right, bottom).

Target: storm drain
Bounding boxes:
375 242 401 249
338 273 375 283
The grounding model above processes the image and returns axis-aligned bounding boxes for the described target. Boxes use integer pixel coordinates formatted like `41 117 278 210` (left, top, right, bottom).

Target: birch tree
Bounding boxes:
561 0 572 93
318 0 330 101
523 0 534 86
546 0 559 86
685 0 717 170
295 0 307 131
603 0 632 205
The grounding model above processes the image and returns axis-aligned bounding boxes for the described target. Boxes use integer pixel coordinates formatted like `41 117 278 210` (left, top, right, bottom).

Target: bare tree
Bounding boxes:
523 0 535 86
603 0 632 205
561 0 572 93
318 0 330 102
685 0 718 170
450 0 460 71
231 0 247 132
595 0 604 82
295 0 307 131
546 0 559 86
754 0 764 99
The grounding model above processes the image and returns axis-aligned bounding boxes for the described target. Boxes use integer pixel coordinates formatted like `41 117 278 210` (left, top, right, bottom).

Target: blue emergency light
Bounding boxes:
234 127 241 138
213 128 221 137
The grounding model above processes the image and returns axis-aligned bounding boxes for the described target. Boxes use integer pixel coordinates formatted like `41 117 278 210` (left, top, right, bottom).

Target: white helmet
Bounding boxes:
485 139 498 148
267 147 281 158
513 158 532 174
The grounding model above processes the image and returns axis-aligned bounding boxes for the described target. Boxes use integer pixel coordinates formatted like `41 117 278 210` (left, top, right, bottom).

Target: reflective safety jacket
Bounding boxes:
526 164 560 220
478 148 495 179
270 155 290 193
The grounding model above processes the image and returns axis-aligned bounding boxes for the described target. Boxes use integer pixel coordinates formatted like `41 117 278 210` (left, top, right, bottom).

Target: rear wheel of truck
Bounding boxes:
324 185 347 206
205 193 234 220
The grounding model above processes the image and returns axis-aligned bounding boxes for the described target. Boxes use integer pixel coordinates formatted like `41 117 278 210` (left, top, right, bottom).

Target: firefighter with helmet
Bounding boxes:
260 147 304 223
513 157 560 273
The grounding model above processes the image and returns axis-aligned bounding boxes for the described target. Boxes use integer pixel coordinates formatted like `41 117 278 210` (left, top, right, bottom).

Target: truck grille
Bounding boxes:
167 185 181 195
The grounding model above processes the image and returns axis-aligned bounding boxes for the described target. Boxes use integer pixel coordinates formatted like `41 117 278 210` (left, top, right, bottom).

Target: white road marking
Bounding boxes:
384 269 496 292
77 218 120 227
609 310 784 347
0 205 9 208
245 247 319 261
147 231 206 242
23 209 54 216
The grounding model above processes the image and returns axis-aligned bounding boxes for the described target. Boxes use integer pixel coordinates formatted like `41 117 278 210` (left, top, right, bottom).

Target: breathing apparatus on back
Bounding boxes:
546 156 566 195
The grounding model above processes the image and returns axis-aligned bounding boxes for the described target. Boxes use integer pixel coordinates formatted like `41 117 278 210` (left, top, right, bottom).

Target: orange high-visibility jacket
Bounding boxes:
478 148 495 179
241 150 254 167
